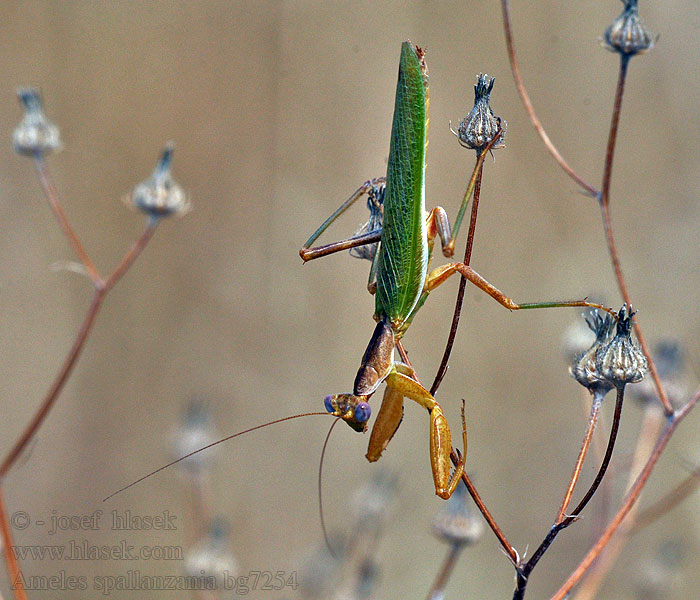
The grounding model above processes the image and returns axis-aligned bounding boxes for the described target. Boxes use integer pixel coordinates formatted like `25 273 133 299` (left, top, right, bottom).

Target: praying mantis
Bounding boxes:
105 41 612 505
300 41 612 500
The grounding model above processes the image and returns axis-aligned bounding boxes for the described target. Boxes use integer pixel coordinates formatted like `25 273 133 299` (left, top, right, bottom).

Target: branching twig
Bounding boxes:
513 388 626 599
0 221 157 482
571 402 664 600
598 57 671 416
550 390 700 600
33 156 102 285
500 0 599 198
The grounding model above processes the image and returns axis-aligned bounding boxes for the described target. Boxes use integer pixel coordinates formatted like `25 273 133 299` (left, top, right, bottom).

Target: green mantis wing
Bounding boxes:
374 41 430 333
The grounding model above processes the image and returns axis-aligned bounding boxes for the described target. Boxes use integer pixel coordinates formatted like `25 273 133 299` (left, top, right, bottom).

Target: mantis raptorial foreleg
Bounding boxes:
367 362 467 500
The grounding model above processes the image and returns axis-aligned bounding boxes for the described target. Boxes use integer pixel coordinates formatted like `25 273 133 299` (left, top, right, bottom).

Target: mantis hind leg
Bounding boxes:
380 363 467 500
425 262 615 316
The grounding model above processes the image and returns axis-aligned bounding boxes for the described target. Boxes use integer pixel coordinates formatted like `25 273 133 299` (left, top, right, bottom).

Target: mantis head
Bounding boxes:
324 393 371 432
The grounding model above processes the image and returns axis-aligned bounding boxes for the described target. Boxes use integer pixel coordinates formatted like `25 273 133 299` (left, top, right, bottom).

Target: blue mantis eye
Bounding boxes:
354 402 371 423
324 395 335 414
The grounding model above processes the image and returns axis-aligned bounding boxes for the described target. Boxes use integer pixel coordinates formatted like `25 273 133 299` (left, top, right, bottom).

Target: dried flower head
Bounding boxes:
171 401 219 473
13 88 61 156
570 311 616 397
129 143 190 217
595 305 648 389
350 469 396 531
184 517 237 587
451 74 506 152
602 0 656 57
431 484 483 546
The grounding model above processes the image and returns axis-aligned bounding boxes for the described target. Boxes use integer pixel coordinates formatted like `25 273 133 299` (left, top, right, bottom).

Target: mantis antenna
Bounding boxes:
103 412 331 502
318 417 343 559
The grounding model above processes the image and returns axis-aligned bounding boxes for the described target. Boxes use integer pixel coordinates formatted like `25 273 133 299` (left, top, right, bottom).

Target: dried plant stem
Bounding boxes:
500 0 598 198
397 341 518 565
0 489 27 600
598 58 671 415
104 219 158 292
513 389 625 599
430 157 483 396
426 543 462 600
555 394 603 523
501 0 668 412
564 389 624 524
631 463 700 533
550 389 700 600
33 157 101 284
426 139 519 564
0 221 157 482
0 289 102 480
458 466 518 564
571 404 664 600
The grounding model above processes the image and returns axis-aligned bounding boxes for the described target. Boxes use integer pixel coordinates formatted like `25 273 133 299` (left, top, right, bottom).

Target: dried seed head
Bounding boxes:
431 484 483 547
129 143 190 218
452 74 506 152
602 0 656 57
184 517 238 587
13 88 61 156
171 401 219 472
595 305 648 389
570 311 616 396
350 470 396 531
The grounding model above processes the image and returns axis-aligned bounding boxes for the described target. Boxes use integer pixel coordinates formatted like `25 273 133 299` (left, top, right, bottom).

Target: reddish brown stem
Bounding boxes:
555 394 603 523
631 464 700 533
458 464 519 565
564 388 624 525
33 157 102 284
0 290 103 480
500 0 598 198
0 222 157 481
571 403 663 600
549 389 700 600
104 219 159 292
426 543 462 600
397 341 518 565
0 489 27 600
598 58 671 416
513 389 625 599
430 159 483 396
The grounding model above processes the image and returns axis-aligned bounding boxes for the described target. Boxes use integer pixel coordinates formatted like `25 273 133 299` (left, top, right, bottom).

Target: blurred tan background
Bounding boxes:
0 1 699 599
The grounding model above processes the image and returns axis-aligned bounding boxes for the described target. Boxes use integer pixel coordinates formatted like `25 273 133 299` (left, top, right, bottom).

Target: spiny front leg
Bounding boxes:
366 386 404 463
430 403 467 500
385 364 467 499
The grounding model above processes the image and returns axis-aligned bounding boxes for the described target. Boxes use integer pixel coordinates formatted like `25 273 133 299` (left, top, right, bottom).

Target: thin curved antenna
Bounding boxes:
318 417 342 559
104 412 330 502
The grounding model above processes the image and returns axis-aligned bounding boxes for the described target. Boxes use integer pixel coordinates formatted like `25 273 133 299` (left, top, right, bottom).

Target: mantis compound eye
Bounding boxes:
354 402 371 424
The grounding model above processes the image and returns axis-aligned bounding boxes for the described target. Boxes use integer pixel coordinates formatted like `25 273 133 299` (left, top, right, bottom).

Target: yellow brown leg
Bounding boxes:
384 364 467 499
425 263 614 315
366 386 404 462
